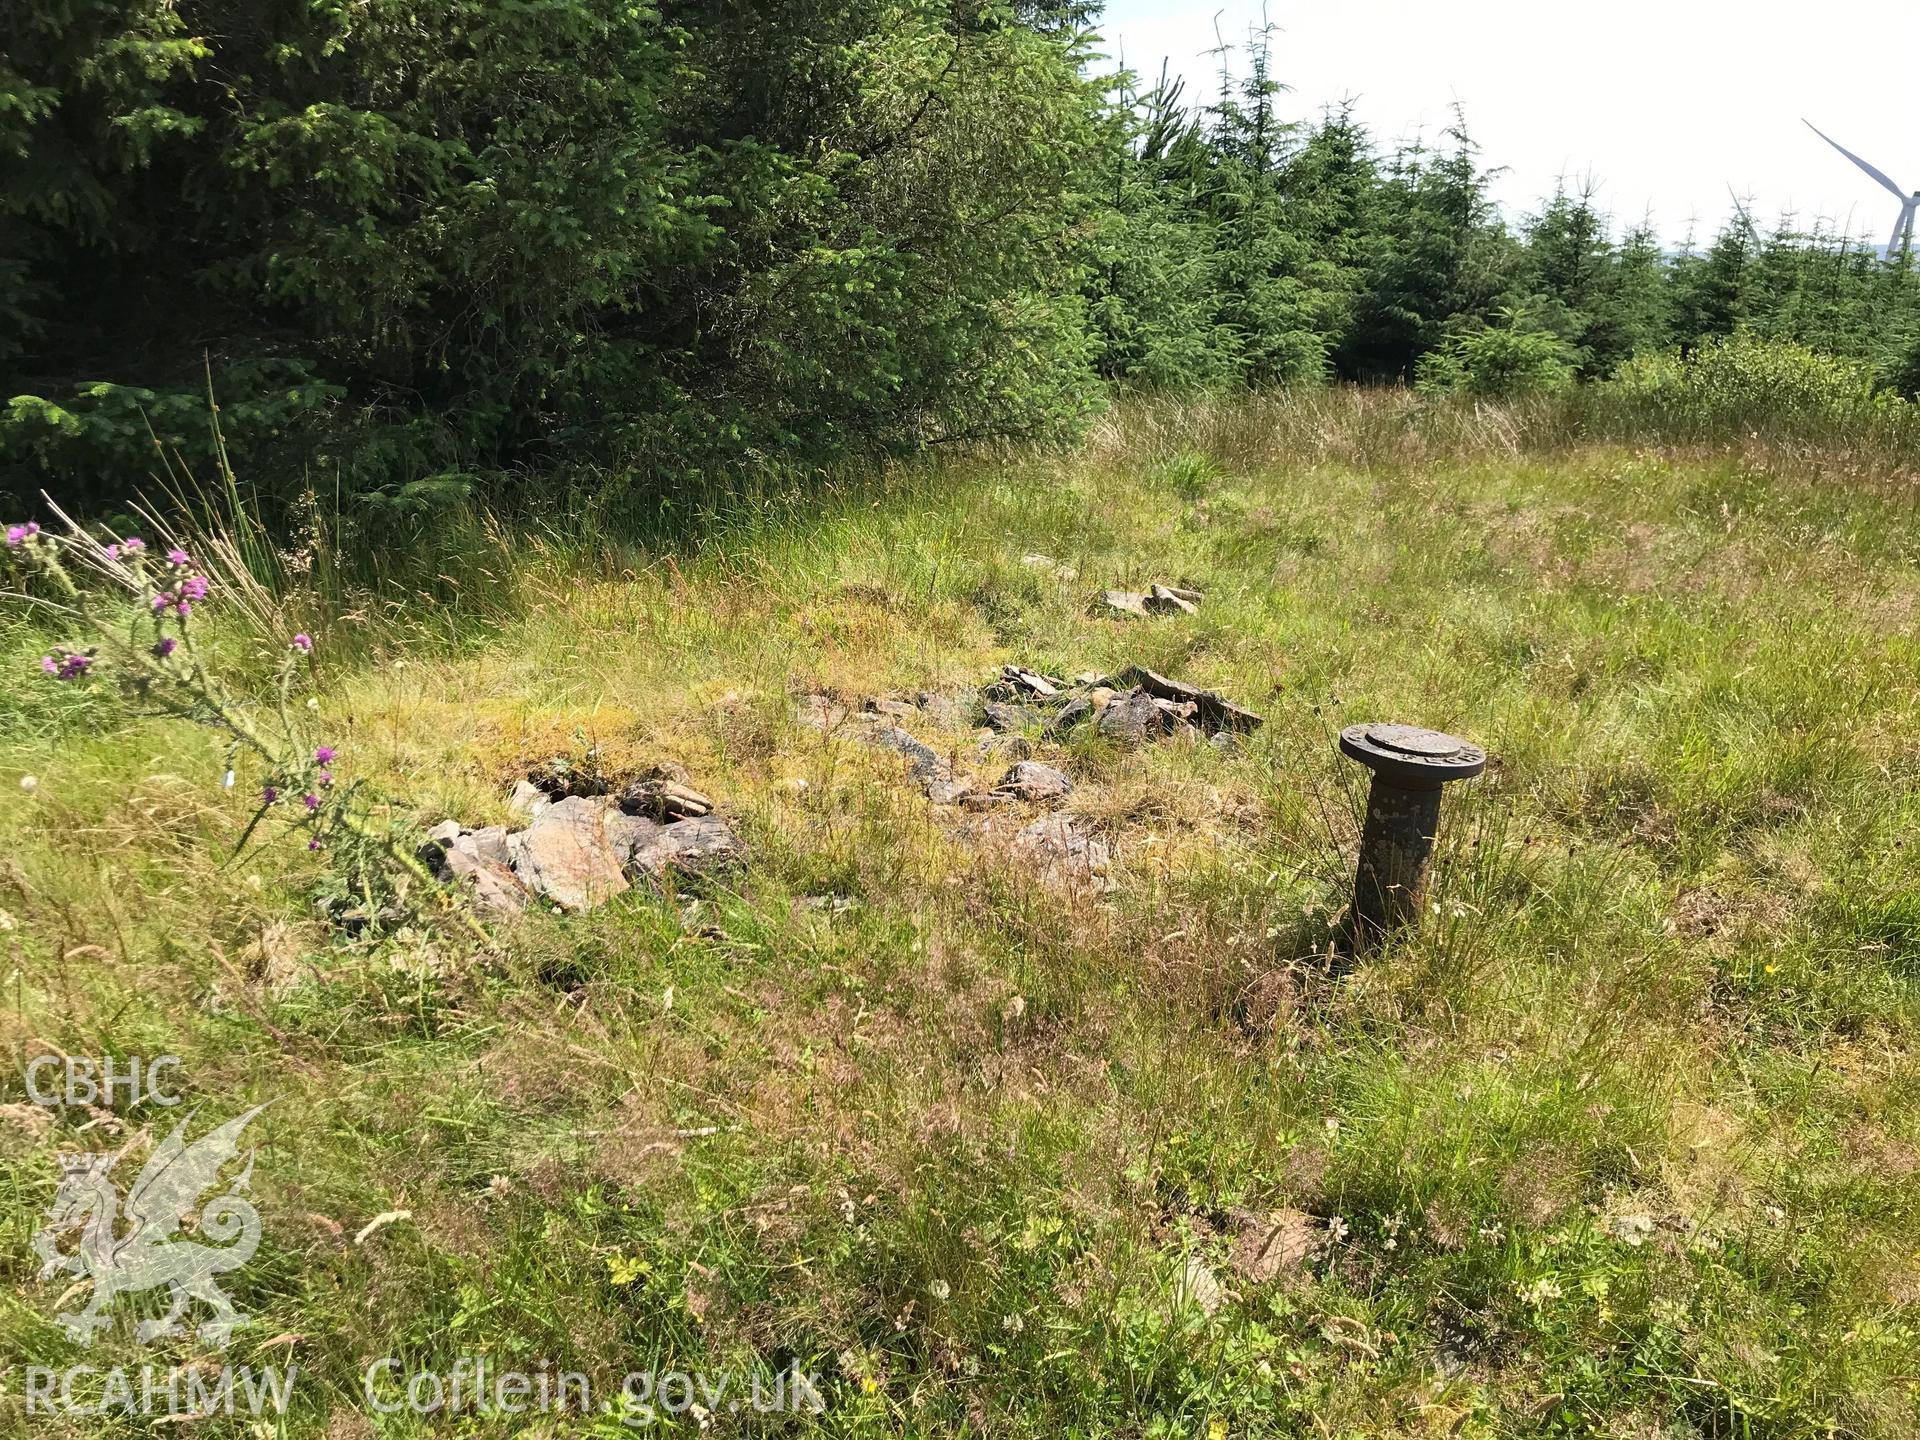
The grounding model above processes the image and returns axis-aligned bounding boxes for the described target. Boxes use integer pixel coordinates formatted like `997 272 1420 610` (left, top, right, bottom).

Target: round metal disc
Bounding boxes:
1366 723 1462 758
1338 722 1487 785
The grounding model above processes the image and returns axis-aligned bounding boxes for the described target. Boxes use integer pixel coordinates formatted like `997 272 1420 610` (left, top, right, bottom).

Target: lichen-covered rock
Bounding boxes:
1009 813 1111 889
507 797 634 911
1096 688 1191 745
626 813 743 880
507 779 552 820
1144 583 1199 616
1114 666 1264 734
994 760 1073 802
981 701 1041 733
423 822 529 916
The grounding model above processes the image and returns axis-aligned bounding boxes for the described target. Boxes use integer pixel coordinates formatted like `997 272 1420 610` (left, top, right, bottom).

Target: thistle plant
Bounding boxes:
5 513 468 933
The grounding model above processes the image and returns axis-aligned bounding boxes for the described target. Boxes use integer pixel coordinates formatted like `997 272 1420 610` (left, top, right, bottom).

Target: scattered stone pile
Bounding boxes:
997 662 1264 747
796 658 1258 894
425 765 741 917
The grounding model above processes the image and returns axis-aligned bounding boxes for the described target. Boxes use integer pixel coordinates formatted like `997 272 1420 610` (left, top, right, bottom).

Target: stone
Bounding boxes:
798 693 851 731
994 761 1073 802
1045 696 1093 736
507 779 552 819
1173 1255 1225 1316
618 777 714 821
1144 584 1199 616
1096 688 1182 745
422 823 527 916
507 796 632 911
1224 1208 1321 1284
1113 666 1264 734
1000 664 1064 697
981 701 1040 733
978 734 1035 764
1209 731 1240 755
627 814 743 882
917 691 973 731
925 778 975 806
1009 813 1111 889
867 723 950 784
868 698 921 720
464 824 513 868
1098 588 1151 619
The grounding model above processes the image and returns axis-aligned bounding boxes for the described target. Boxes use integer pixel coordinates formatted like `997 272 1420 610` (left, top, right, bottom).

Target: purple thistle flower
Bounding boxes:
317 769 333 787
151 590 172 612
302 793 320 811
123 537 145 553
7 522 40 548
174 599 192 619
263 786 279 805
42 650 92 682
308 838 321 851
152 637 177 658
166 547 189 567
314 745 336 764
180 574 208 602
291 633 313 653
105 544 120 560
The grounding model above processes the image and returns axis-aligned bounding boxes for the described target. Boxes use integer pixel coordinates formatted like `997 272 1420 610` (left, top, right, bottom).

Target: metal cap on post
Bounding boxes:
1338 723 1485 951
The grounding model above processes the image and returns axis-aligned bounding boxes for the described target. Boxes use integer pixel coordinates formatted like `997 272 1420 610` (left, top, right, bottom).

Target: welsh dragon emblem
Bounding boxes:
33 1104 270 1346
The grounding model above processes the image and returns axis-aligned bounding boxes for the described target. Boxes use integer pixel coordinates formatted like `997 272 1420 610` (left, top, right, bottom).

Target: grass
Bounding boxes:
2 389 1918 1437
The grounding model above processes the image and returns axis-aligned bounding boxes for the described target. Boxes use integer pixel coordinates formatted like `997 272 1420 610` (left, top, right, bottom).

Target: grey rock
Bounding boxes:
1098 589 1150 619
995 761 1073 802
507 778 552 819
867 698 921 720
1096 688 1187 746
627 814 742 881
1144 584 1199 616
981 701 1040 733
1009 813 1111 889
618 778 714 821
798 692 851 731
867 723 949 784
917 690 974 732
925 778 975 806
508 796 632 911
1047 696 1094 736
1113 666 1264 734
465 824 513 867
1000 664 1064 697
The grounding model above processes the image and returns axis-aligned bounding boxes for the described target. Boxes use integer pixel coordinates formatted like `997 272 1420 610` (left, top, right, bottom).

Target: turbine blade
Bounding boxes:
1805 119 1909 200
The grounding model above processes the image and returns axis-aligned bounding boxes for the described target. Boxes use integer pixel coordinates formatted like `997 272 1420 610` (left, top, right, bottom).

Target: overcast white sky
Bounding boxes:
1095 1 1920 248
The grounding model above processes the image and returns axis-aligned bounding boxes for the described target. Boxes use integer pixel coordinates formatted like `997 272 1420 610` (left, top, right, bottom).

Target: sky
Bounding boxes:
1094 0 1920 249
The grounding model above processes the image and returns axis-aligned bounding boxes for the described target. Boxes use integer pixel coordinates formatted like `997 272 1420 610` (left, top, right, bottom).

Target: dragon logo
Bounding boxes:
33 1104 270 1347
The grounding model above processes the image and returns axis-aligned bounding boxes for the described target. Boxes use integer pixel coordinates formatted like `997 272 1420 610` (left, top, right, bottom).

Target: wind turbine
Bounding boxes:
1804 119 1919 257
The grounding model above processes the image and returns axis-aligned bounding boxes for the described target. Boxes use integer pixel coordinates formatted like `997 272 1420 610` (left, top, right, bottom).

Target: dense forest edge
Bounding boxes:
9 0 1920 524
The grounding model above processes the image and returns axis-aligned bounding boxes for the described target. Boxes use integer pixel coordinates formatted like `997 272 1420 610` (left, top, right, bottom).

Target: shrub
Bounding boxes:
1 0 1107 513
1416 311 1577 399
1591 332 1913 443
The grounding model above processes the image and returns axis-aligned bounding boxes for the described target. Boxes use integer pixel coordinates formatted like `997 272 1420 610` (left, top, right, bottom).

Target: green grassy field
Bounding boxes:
3 393 1918 1437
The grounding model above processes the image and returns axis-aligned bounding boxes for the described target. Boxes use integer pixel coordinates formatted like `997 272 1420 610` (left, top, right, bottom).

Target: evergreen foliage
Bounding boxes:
10 6 1920 511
